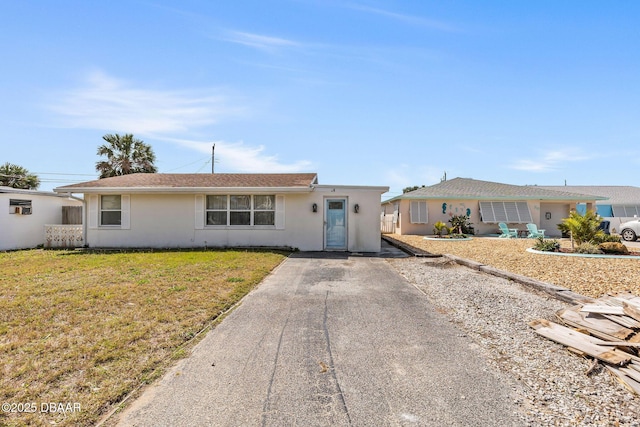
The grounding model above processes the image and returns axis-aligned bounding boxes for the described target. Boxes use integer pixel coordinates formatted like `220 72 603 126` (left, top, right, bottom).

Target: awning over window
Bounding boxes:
479 201 532 223
612 205 640 217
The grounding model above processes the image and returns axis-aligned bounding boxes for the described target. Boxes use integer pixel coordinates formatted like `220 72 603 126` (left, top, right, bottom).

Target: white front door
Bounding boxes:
325 199 347 250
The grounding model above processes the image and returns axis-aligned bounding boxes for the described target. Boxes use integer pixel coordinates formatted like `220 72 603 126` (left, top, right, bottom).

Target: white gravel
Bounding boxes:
389 256 640 427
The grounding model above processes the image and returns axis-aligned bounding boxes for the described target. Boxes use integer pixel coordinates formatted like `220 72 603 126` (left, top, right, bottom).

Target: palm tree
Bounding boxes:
0 162 40 189
559 210 605 249
96 134 158 178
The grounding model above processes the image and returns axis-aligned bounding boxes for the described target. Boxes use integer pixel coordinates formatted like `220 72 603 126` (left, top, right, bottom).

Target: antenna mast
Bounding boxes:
212 144 215 174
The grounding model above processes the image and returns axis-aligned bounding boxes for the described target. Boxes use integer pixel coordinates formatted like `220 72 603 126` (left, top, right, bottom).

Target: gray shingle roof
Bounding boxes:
54 173 319 192
538 186 640 205
384 178 606 203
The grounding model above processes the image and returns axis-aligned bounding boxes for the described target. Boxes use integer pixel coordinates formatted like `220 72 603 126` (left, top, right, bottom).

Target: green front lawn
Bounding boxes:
0 249 286 426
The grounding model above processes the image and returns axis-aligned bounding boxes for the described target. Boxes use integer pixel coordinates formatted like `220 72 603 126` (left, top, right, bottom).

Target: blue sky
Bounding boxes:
2 1 639 198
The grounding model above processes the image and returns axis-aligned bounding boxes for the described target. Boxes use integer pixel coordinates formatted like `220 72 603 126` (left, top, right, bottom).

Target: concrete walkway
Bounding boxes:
116 242 521 426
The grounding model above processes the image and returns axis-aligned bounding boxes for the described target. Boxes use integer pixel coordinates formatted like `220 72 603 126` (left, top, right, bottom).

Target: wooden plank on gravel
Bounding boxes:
621 367 640 383
593 341 640 347
557 307 635 341
613 293 640 307
581 304 626 315
529 319 631 366
606 366 640 395
601 313 640 329
623 303 640 323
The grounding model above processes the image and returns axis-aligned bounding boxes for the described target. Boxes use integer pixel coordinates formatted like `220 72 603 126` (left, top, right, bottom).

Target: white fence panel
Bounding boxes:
381 214 396 234
45 225 84 248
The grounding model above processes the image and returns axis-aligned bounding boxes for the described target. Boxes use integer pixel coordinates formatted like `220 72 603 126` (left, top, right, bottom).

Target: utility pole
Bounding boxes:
212 144 215 174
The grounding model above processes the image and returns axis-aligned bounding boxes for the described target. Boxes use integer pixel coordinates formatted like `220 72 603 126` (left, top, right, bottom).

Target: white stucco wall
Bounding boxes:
84 187 385 252
0 193 83 250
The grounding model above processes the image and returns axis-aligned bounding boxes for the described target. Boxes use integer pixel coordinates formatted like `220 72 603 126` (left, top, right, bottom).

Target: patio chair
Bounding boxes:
526 223 545 238
498 222 518 238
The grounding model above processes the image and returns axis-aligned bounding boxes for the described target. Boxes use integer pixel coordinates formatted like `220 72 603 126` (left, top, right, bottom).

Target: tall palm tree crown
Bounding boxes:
0 162 40 189
96 134 158 178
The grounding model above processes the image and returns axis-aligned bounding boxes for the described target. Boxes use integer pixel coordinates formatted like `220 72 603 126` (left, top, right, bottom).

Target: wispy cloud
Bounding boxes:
222 30 301 52
47 70 312 173
510 148 592 172
347 3 459 32
164 137 313 173
48 71 243 134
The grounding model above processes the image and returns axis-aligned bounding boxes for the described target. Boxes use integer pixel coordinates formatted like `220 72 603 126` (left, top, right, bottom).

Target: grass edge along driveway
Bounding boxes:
0 249 286 427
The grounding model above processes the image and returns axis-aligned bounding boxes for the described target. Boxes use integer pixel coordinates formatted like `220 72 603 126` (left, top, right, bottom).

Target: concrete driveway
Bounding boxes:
116 242 520 426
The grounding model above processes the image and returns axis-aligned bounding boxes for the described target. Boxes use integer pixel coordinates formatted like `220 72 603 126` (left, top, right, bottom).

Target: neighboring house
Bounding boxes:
381 178 603 237
54 173 388 252
0 186 83 251
539 185 640 233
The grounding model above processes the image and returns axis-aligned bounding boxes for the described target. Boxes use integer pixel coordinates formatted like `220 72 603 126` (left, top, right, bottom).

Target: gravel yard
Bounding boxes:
389 256 640 426
387 235 640 298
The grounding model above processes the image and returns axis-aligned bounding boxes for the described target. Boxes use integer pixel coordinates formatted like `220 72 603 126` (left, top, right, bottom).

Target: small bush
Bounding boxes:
533 237 560 252
599 242 629 254
433 221 447 237
593 233 622 244
449 214 474 235
575 242 603 254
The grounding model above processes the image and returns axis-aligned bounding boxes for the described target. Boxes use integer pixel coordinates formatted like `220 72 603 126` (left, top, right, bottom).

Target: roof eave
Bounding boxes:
382 194 605 203
54 186 315 194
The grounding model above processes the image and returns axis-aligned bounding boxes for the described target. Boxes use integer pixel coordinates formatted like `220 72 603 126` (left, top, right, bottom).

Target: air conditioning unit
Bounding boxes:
14 206 32 215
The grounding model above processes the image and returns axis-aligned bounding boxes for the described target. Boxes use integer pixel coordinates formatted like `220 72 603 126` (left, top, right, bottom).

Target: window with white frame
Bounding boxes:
100 195 122 226
206 195 227 225
254 195 275 225
409 201 428 224
230 195 251 225
206 195 275 226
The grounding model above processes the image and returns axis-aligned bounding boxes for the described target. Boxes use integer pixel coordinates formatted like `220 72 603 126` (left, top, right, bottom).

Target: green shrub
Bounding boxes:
598 242 629 254
433 221 447 237
574 242 603 254
449 214 474 235
592 233 622 244
560 210 606 247
533 236 560 252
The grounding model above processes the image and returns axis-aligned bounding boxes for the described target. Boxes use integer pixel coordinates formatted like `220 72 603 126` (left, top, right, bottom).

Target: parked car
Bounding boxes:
619 218 640 241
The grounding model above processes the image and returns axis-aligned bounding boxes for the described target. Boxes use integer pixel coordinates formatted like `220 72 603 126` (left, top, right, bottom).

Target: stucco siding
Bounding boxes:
0 193 83 250
85 190 383 252
393 199 559 236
